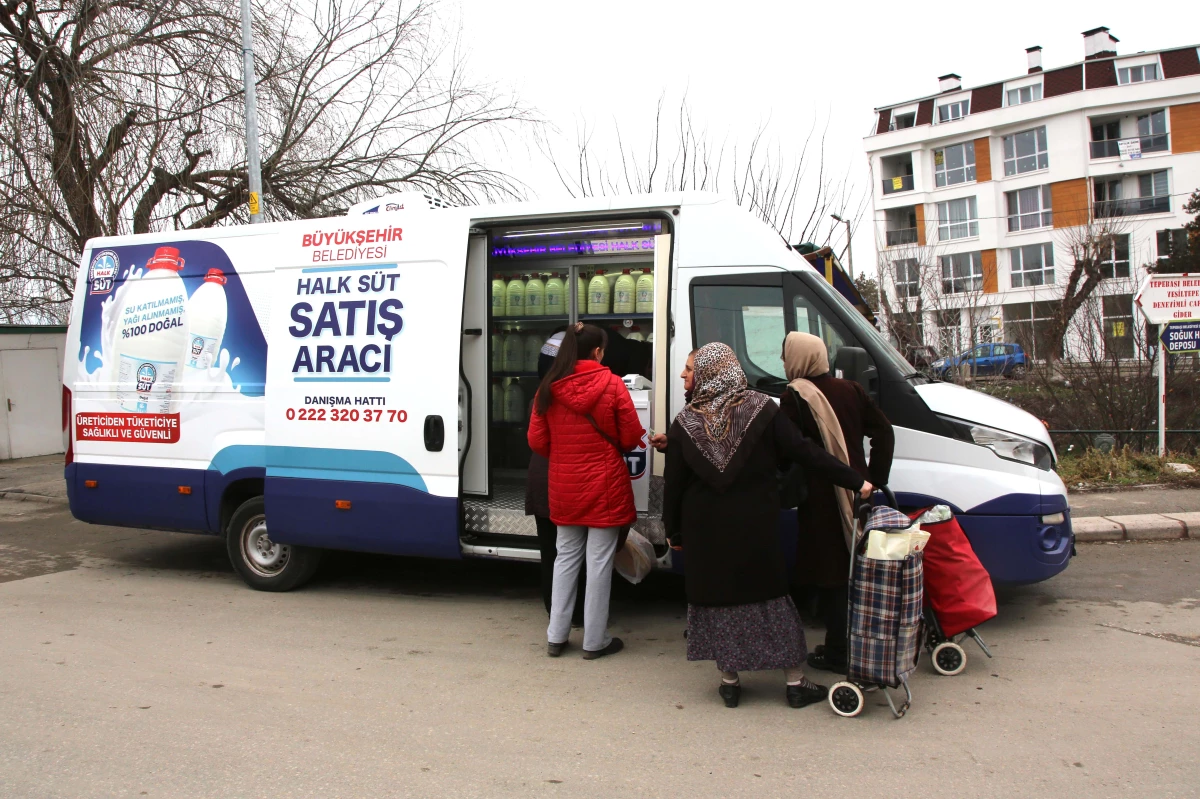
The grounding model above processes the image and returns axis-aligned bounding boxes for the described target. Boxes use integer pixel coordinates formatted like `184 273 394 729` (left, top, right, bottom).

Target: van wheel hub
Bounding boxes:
242 516 289 576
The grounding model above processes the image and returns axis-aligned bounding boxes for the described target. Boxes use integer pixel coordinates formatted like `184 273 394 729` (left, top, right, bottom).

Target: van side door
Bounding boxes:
263 212 468 559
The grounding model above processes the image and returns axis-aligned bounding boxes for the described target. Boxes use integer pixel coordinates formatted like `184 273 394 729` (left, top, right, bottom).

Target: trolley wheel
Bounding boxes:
932 641 967 676
829 681 865 717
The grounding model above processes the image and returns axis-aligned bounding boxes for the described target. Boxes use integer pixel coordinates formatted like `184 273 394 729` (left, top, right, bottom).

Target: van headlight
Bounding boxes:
939 416 1054 471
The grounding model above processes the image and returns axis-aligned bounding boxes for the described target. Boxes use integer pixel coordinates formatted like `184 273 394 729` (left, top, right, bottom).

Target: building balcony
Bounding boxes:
1089 134 1170 160
1094 196 1172 218
882 174 914 195
885 227 918 246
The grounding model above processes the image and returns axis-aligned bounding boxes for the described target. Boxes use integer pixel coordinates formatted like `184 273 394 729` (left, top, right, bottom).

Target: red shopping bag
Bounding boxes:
909 510 996 637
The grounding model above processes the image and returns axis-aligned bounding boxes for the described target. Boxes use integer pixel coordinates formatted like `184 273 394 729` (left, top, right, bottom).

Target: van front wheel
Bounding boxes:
226 496 322 591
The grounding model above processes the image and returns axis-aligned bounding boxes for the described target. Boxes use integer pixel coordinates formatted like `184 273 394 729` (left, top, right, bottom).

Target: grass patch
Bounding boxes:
1057 447 1200 489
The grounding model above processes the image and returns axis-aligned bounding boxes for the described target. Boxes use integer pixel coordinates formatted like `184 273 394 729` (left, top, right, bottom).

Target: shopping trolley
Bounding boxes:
828 488 924 719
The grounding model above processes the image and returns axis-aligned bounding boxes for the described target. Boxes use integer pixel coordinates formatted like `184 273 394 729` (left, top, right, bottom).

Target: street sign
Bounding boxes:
1162 320 1200 353
1134 273 1200 324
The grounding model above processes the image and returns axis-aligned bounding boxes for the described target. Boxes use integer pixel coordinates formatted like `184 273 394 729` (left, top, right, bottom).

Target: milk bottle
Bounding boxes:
613 269 636 315
184 268 228 372
572 271 588 314
524 274 545 317
491 380 504 419
113 246 189 414
588 269 611 315
525 333 543 373
505 275 525 317
491 328 503 371
491 274 507 317
544 273 565 316
502 330 524 373
503 379 525 423
636 269 654 313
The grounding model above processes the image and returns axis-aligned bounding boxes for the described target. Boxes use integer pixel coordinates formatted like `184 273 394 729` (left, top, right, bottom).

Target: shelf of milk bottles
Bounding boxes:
492 315 570 323
580 313 654 322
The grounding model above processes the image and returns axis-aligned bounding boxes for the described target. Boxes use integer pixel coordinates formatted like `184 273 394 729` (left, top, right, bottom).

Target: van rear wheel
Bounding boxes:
226 496 322 591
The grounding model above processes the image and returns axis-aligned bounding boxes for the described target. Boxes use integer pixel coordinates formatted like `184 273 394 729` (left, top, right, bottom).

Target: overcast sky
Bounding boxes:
453 0 1195 272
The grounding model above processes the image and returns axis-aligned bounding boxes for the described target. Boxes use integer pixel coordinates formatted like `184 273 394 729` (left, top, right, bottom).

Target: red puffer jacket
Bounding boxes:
528 359 645 528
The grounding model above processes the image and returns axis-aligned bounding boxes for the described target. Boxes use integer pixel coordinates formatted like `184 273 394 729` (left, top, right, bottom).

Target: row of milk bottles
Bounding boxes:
110 246 229 414
492 269 654 317
492 378 531 424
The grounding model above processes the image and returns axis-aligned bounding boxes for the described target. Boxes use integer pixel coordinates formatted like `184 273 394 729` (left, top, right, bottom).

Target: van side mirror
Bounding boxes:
835 346 877 397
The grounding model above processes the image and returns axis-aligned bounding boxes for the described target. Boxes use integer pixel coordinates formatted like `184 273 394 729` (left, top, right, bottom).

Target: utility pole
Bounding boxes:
240 0 264 223
831 213 853 280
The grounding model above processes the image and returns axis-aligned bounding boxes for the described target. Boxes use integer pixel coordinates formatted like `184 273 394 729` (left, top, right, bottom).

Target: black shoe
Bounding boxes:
547 641 568 657
582 637 624 660
786 680 829 708
806 650 847 674
718 683 741 708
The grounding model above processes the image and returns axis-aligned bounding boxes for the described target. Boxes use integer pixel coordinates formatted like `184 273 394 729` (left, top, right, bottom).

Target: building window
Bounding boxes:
1006 84 1042 106
937 197 979 241
1158 228 1188 265
1003 301 1060 361
1006 186 1053 232
1002 126 1048 176
1139 170 1169 202
1090 119 1121 159
1102 296 1135 360
937 99 970 123
1010 243 1055 288
939 251 983 294
892 113 916 130
1099 234 1131 279
933 141 975 187
894 259 920 298
937 310 962 355
1118 64 1159 84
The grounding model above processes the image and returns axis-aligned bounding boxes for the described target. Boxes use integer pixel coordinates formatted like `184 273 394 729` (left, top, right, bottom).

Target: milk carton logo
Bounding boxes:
625 448 647 480
89 250 118 295
136 363 157 394
190 336 205 359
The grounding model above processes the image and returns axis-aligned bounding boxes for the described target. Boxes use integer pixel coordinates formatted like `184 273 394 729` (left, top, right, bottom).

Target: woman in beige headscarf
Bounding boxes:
780 332 895 674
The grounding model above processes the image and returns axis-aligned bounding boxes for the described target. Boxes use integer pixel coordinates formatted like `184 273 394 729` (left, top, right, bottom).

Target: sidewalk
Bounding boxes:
0 455 1194 541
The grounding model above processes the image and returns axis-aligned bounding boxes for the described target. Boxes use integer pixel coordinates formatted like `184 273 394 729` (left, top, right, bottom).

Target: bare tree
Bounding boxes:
0 0 535 321
545 95 868 256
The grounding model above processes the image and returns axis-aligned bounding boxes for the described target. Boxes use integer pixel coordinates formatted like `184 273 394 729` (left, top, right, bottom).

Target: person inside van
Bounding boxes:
528 323 645 660
662 343 871 708
780 332 894 674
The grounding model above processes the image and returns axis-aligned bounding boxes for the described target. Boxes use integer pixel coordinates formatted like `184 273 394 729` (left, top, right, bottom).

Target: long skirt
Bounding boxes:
686 595 807 672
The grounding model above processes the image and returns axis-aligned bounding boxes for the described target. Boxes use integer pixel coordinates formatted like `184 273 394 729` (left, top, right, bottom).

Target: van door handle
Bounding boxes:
6 399 10 412
463 328 483 336
424 415 445 452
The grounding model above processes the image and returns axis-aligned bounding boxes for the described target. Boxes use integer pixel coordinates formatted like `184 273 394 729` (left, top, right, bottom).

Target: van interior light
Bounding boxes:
498 221 662 240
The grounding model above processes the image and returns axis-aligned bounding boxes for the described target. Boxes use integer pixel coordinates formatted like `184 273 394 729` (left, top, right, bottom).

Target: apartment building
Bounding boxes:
866 28 1200 362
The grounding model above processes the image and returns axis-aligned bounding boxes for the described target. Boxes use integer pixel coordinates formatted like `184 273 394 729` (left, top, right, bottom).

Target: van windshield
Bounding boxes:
797 271 918 378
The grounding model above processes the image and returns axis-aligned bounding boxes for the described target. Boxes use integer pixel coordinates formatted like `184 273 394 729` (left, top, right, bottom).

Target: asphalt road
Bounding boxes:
1 503 1198 798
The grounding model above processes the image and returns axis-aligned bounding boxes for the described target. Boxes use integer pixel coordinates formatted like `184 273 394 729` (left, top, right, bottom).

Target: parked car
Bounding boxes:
933 343 1027 380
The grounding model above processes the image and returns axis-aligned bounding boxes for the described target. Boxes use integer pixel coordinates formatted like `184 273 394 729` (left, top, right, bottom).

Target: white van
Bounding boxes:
63 192 1072 591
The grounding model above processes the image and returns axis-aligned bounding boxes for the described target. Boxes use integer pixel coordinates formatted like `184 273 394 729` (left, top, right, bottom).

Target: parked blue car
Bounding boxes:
932 342 1027 379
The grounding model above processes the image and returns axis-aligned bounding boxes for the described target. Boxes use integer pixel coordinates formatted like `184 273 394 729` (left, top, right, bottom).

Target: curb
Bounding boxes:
0 490 67 506
1074 512 1194 542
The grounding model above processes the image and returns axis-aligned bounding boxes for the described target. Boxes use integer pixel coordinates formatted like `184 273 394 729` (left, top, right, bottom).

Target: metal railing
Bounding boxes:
1094 196 1172 218
1089 134 1169 159
885 227 918 246
881 174 914 195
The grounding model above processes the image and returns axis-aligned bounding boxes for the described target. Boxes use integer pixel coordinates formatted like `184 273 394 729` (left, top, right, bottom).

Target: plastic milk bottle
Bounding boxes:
491 380 504 419
114 246 189 414
524 273 545 316
491 274 507 317
613 269 636 315
505 275 525 317
503 379 525 423
636 269 654 314
588 269 611 315
491 328 503 371
185 268 228 371
502 331 524 373
574 271 588 314
525 333 543 373
544 273 565 316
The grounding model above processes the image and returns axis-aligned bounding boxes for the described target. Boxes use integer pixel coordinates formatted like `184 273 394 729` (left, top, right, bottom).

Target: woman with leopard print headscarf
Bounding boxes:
662 342 872 709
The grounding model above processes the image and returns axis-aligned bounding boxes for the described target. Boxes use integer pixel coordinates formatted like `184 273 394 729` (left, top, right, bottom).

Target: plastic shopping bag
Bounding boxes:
614 528 655 584
865 527 931 560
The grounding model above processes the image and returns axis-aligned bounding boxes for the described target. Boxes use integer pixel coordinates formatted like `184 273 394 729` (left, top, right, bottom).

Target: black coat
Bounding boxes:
780 375 895 586
663 402 864 607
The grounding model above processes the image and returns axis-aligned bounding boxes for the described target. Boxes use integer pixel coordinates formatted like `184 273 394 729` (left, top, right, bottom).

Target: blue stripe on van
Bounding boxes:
207 445 426 492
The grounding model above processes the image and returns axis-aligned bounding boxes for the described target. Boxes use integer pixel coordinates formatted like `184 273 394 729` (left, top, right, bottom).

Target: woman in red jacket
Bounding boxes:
528 323 645 660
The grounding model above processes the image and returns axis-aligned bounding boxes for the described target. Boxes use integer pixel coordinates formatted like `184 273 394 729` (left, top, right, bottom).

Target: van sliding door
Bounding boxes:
263 212 468 559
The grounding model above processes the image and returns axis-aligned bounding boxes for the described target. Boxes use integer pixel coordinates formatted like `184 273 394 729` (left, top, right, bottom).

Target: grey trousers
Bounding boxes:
547 525 619 652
